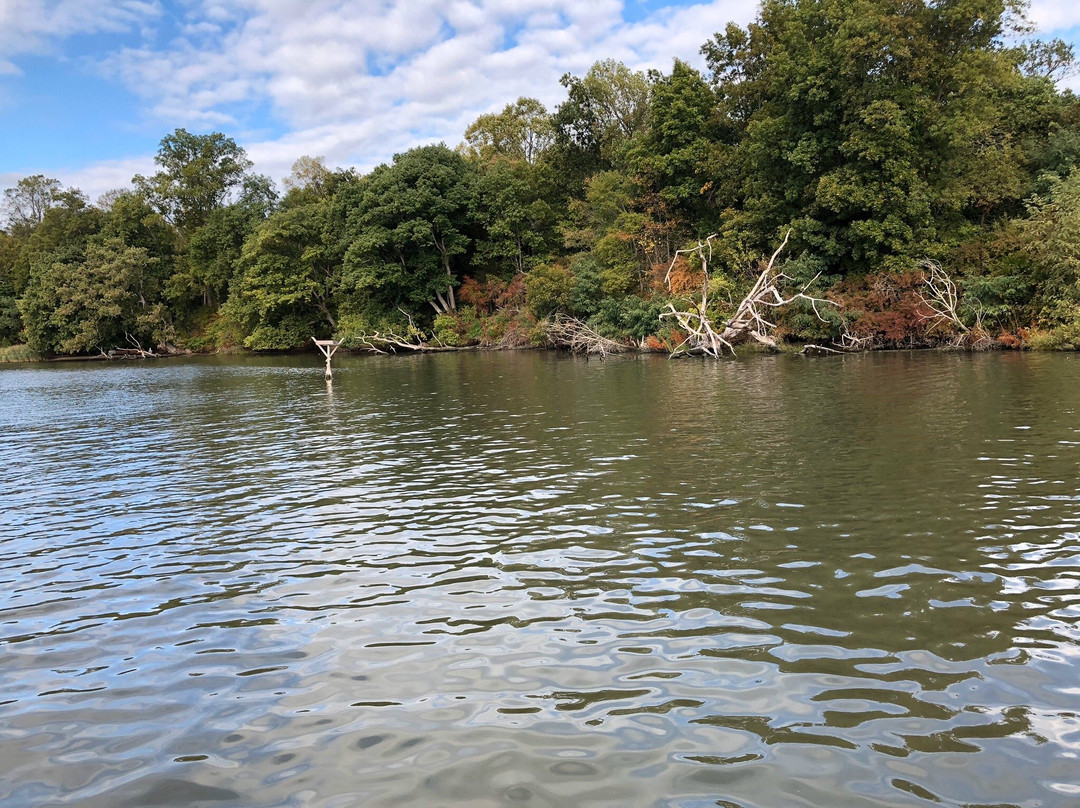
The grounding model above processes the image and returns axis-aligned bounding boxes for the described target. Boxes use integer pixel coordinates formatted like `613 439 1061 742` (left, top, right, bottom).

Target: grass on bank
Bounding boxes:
0 344 39 363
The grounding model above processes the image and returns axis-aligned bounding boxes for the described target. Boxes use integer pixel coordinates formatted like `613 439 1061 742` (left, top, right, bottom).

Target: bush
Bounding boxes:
524 262 574 316
588 295 665 341
432 307 482 347
0 344 38 363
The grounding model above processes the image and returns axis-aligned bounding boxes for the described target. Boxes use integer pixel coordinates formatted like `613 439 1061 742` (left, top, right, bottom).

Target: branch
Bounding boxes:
545 315 629 358
661 229 837 356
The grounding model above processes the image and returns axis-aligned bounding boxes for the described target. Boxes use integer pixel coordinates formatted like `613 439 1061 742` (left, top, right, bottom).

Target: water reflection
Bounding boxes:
1 351 1078 807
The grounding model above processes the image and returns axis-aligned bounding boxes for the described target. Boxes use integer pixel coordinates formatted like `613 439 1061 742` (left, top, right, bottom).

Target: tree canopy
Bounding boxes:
4 1 1080 357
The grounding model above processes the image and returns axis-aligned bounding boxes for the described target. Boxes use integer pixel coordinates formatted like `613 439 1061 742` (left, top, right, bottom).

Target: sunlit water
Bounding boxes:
1 351 1078 807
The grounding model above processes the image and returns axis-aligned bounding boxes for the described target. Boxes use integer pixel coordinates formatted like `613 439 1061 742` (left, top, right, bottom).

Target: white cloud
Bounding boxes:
0 0 162 61
1027 2 1080 33
85 0 754 196
67 155 159 201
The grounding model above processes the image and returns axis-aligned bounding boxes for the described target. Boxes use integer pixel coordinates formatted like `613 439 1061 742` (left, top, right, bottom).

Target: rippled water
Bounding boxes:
1 351 1078 807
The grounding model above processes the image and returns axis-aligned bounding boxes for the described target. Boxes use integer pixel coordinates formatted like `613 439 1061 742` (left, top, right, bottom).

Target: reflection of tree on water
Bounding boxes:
5 352 1080 808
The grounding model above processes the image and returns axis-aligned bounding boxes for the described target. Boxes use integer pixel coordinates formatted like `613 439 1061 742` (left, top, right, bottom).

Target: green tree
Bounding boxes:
342 145 477 317
0 232 22 344
227 200 340 349
632 60 721 227
134 129 253 238
472 159 559 277
1022 168 1080 329
463 98 555 165
12 192 103 295
550 60 652 195
701 0 1052 271
20 237 170 355
2 175 63 237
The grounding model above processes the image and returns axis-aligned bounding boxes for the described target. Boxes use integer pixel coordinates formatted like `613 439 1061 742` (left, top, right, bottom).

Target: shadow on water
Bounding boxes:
1 351 1078 807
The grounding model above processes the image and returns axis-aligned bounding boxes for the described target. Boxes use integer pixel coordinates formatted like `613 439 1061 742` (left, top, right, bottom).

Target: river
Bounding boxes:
1 351 1078 807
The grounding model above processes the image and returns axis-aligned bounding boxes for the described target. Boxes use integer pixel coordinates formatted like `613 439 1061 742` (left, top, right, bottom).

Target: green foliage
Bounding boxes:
1021 167 1080 329
227 200 339 349
13 194 104 293
701 0 1052 271
524 261 574 316
549 60 651 193
463 98 554 164
567 254 603 317
134 129 253 237
471 158 559 276
20 237 171 355
632 60 720 223
342 145 477 317
566 170 655 295
0 344 38 363
588 295 665 340
1025 316 1080 350
432 307 482 346
2 175 63 237
0 232 22 344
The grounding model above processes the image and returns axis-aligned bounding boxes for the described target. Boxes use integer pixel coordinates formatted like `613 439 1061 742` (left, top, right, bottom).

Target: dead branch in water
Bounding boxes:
545 315 629 358
661 230 837 356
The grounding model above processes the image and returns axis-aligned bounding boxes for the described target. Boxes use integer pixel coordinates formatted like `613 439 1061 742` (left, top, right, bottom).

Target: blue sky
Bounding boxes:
1 0 1078 202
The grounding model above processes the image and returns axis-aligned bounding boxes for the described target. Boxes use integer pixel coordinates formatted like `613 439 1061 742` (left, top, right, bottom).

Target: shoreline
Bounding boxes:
0 340 1040 367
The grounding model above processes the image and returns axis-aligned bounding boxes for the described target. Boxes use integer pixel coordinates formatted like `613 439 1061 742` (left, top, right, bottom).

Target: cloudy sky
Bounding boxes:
2 0 1078 202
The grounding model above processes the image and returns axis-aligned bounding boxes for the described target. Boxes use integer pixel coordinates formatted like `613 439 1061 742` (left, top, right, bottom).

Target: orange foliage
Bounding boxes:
829 271 941 347
457 276 507 313
497 274 527 310
996 331 1024 349
666 256 705 296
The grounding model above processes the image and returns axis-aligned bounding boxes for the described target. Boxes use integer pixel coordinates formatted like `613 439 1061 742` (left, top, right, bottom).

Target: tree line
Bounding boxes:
3 0 1080 358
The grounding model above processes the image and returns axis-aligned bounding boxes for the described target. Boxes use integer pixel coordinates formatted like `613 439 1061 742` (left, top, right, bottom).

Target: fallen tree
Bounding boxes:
661 231 836 356
545 314 629 358
917 260 993 350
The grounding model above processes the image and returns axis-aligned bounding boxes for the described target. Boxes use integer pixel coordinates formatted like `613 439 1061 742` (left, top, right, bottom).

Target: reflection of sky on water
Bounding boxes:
1 352 1078 807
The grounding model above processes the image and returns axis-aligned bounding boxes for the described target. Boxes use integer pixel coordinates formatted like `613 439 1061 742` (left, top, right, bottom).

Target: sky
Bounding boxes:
2 0 1079 204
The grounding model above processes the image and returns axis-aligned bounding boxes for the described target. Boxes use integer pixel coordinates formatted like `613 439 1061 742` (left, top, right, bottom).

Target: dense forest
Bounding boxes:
3 0 1080 360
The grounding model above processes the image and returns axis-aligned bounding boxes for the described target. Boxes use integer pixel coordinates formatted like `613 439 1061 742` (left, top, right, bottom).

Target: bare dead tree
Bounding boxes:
917 260 993 350
353 308 460 354
661 230 836 356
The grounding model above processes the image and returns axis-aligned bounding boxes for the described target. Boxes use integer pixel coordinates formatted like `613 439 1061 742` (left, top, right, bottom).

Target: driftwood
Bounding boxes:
354 331 460 354
101 333 159 359
661 231 836 356
545 315 629 358
353 308 460 354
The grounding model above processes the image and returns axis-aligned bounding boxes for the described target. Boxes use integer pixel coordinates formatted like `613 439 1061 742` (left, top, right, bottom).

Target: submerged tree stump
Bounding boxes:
313 338 342 379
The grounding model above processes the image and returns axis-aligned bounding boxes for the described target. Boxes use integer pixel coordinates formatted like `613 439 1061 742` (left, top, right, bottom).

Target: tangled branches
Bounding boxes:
545 315 629 358
917 260 993 350
661 231 836 356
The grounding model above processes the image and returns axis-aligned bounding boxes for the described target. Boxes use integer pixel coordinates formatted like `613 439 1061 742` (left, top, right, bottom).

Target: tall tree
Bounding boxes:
701 0 1051 271
227 200 339 349
463 98 554 165
550 60 652 193
2 175 63 236
472 159 559 277
342 145 477 316
134 129 253 239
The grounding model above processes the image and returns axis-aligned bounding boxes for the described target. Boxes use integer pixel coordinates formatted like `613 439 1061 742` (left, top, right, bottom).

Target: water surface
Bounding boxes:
1 351 1078 807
